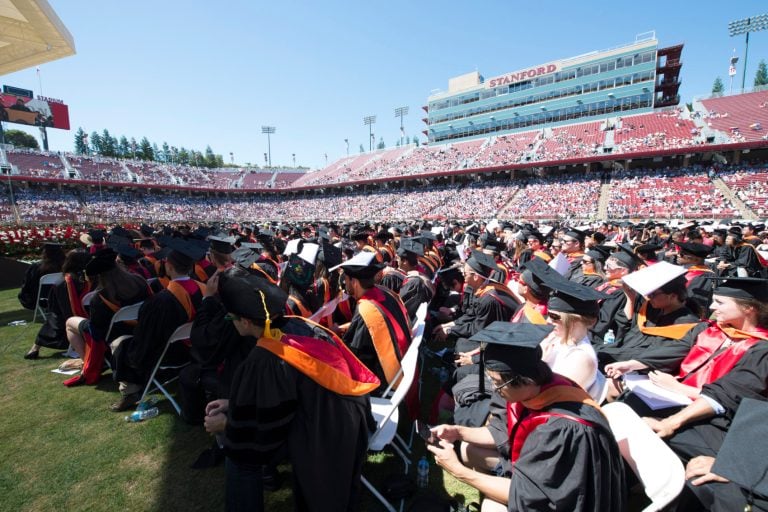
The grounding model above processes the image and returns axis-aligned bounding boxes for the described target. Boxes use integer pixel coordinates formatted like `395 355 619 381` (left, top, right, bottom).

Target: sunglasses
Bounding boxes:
581 259 594 265
547 311 562 322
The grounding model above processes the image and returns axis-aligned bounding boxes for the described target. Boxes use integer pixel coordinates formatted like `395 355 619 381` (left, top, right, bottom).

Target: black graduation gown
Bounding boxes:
17 262 43 310
379 269 405 294
34 278 84 349
574 273 604 289
225 318 373 512
724 244 764 278
591 284 626 340
399 271 433 323
596 303 703 371
449 285 518 342
685 269 715 318
664 342 768 464
508 402 627 512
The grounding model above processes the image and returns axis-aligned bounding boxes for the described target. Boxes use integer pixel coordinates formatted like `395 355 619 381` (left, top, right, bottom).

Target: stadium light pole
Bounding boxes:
394 106 409 146
261 126 275 167
363 115 376 152
729 14 768 92
292 153 296 167
344 138 349 156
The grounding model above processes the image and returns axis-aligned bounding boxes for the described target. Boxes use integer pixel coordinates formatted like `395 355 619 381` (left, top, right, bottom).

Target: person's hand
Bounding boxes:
427 439 465 475
644 416 677 438
716 261 730 270
204 271 220 297
648 370 679 391
205 398 229 417
621 281 638 302
605 360 642 379
431 424 462 443
432 323 451 341
454 350 478 367
686 456 729 486
204 412 227 434
436 307 454 322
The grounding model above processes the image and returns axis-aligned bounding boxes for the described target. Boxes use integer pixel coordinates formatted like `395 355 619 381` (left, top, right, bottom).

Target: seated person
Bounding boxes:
427 322 627 512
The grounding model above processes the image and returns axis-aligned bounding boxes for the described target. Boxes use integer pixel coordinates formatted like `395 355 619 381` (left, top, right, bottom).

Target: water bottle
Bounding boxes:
603 329 616 345
416 456 429 488
136 396 158 412
8 320 27 326
125 406 159 422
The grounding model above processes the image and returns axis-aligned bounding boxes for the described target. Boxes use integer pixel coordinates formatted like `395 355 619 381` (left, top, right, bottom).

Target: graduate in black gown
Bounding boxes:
396 237 435 323
427 322 627 512
204 267 378 512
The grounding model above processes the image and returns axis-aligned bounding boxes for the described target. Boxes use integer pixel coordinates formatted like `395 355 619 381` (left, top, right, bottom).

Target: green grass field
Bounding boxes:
0 288 478 511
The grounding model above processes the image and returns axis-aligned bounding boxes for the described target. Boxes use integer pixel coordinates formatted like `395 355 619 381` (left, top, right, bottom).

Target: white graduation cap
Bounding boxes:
328 250 375 273
539 225 553 236
621 261 687 297
549 251 570 276
486 219 500 233
283 239 320 265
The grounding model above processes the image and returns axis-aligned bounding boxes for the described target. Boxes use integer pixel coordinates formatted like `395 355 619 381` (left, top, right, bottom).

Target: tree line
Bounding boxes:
711 59 768 95
73 127 227 168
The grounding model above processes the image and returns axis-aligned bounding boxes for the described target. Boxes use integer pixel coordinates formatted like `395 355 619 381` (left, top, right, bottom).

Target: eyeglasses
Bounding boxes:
491 375 517 394
646 289 666 299
560 238 577 244
547 311 562 322
224 313 241 322
581 259 594 265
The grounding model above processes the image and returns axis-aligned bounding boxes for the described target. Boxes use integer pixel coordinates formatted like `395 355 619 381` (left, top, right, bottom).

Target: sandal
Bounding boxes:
23 348 40 360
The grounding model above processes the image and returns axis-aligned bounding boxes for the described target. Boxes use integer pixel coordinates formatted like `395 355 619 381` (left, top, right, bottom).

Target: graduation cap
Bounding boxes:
397 237 424 257
633 243 662 256
471 321 553 378
727 226 743 240
562 228 586 244
466 250 498 279
140 224 154 237
621 261 687 297
519 258 553 298
613 244 642 270
231 246 260 270
710 398 768 500
675 241 713 258
208 235 236 255
534 263 608 317
42 241 64 250
85 248 117 277
110 226 132 239
437 261 464 283
329 251 384 279
218 268 288 322
706 276 768 302
350 231 370 242
163 237 208 262
318 240 342 269
112 242 142 260
585 245 611 263
419 230 438 242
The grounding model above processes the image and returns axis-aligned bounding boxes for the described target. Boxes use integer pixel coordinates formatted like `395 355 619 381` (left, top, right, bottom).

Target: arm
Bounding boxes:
644 397 716 438
432 423 497 448
550 349 596 393
604 359 648 379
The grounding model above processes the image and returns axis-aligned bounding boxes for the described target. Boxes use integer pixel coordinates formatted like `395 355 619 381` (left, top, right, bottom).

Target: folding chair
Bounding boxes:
602 402 685 512
104 302 143 343
362 320 423 512
138 322 193 415
32 272 64 323
81 289 98 311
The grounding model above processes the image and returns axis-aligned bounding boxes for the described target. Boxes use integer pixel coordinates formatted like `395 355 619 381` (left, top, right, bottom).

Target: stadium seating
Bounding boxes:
7 149 66 179
700 90 768 143
502 175 602 219
472 131 540 167
535 121 605 161
613 111 699 153
719 166 768 216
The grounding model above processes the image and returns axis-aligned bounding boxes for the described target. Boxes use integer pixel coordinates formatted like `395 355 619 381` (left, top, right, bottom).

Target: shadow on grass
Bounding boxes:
0 307 34 325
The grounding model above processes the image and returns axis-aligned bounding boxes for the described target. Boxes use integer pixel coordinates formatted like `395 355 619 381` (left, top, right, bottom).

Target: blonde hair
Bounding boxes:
555 311 597 345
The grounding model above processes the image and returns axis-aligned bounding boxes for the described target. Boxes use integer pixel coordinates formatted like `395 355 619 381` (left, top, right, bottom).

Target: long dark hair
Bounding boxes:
62 249 91 279
97 266 147 303
39 245 65 275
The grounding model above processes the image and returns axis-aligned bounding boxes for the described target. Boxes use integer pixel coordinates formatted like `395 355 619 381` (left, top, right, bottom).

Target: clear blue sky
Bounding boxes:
3 0 768 169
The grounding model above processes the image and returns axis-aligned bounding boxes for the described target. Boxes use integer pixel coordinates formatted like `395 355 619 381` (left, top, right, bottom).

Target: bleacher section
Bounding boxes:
535 121 605 161
66 155 126 181
699 90 768 143
502 175 601 219
606 167 737 219
613 111 699 153
7 149 66 179
14 187 83 222
719 166 768 216
472 131 540 167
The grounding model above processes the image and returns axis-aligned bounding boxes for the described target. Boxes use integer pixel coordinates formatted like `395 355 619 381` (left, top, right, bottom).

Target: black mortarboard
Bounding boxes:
531 262 608 316
613 244 642 270
351 231 370 242
472 322 553 377
706 276 768 302
675 241 713 258
330 251 384 279
240 242 263 251
112 243 142 260
710 398 768 499
163 237 208 262
85 248 117 277
89 229 105 244
110 226 131 239
728 226 743 240
634 243 662 255
43 242 64 250
466 250 498 278
140 224 154 237
397 237 424 257
190 226 211 240
520 258 553 297
437 262 464 283
232 247 260 270
318 240 342 269
419 230 438 242
208 235 236 254
585 245 610 263
563 228 586 243
218 268 288 322
749 222 765 232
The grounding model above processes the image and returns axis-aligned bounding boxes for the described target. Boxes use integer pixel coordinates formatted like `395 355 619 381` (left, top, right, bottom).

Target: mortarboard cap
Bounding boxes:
112 243 142 260
472 321 553 377
710 398 768 499
208 235 236 255
519 258 553 298
140 224 154 237
621 261 687 297
675 241 713 258
163 237 208 262
319 240 343 269
397 237 424 257
562 228 586 243
329 251 384 279
541 266 609 317
585 245 610 263
232 246 260 270
85 248 117 277
466 250 498 278
218 268 288 322
706 276 768 302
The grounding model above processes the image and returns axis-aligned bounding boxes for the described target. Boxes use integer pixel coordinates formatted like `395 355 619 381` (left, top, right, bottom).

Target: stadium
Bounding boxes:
3 2 768 512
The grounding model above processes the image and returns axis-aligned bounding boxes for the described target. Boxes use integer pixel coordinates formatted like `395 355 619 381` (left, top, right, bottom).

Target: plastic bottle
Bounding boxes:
136 396 158 412
8 320 27 326
603 329 616 345
416 456 429 488
125 406 159 422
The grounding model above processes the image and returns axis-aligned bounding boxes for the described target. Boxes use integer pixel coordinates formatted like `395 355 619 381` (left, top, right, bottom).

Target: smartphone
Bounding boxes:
415 420 439 446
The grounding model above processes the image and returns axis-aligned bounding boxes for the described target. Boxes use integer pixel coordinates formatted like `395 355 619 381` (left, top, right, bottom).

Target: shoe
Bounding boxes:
262 465 283 492
23 349 39 360
110 393 140 412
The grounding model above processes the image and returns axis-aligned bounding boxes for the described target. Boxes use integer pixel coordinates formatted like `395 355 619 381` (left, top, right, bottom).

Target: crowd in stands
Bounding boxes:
607 166 738 219
534 121 605 161
719 165 768 216
613 111 700 154
502 175 602 219
700 89 768 143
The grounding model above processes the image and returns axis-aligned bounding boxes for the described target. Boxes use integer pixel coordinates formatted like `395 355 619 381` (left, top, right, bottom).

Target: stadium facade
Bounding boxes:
424 33 682 144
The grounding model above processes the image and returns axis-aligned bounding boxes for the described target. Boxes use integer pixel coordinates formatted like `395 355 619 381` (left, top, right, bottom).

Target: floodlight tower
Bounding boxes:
728 14 768 92
261 126 275 167
394 106 409 146
363 115 376 152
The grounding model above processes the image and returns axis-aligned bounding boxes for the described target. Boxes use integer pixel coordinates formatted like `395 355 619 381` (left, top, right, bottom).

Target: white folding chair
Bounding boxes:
362 319 423 512
138 322 193 415
32 272 64 323
104 302 143 343
81 289 98 311
602 402 685 512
